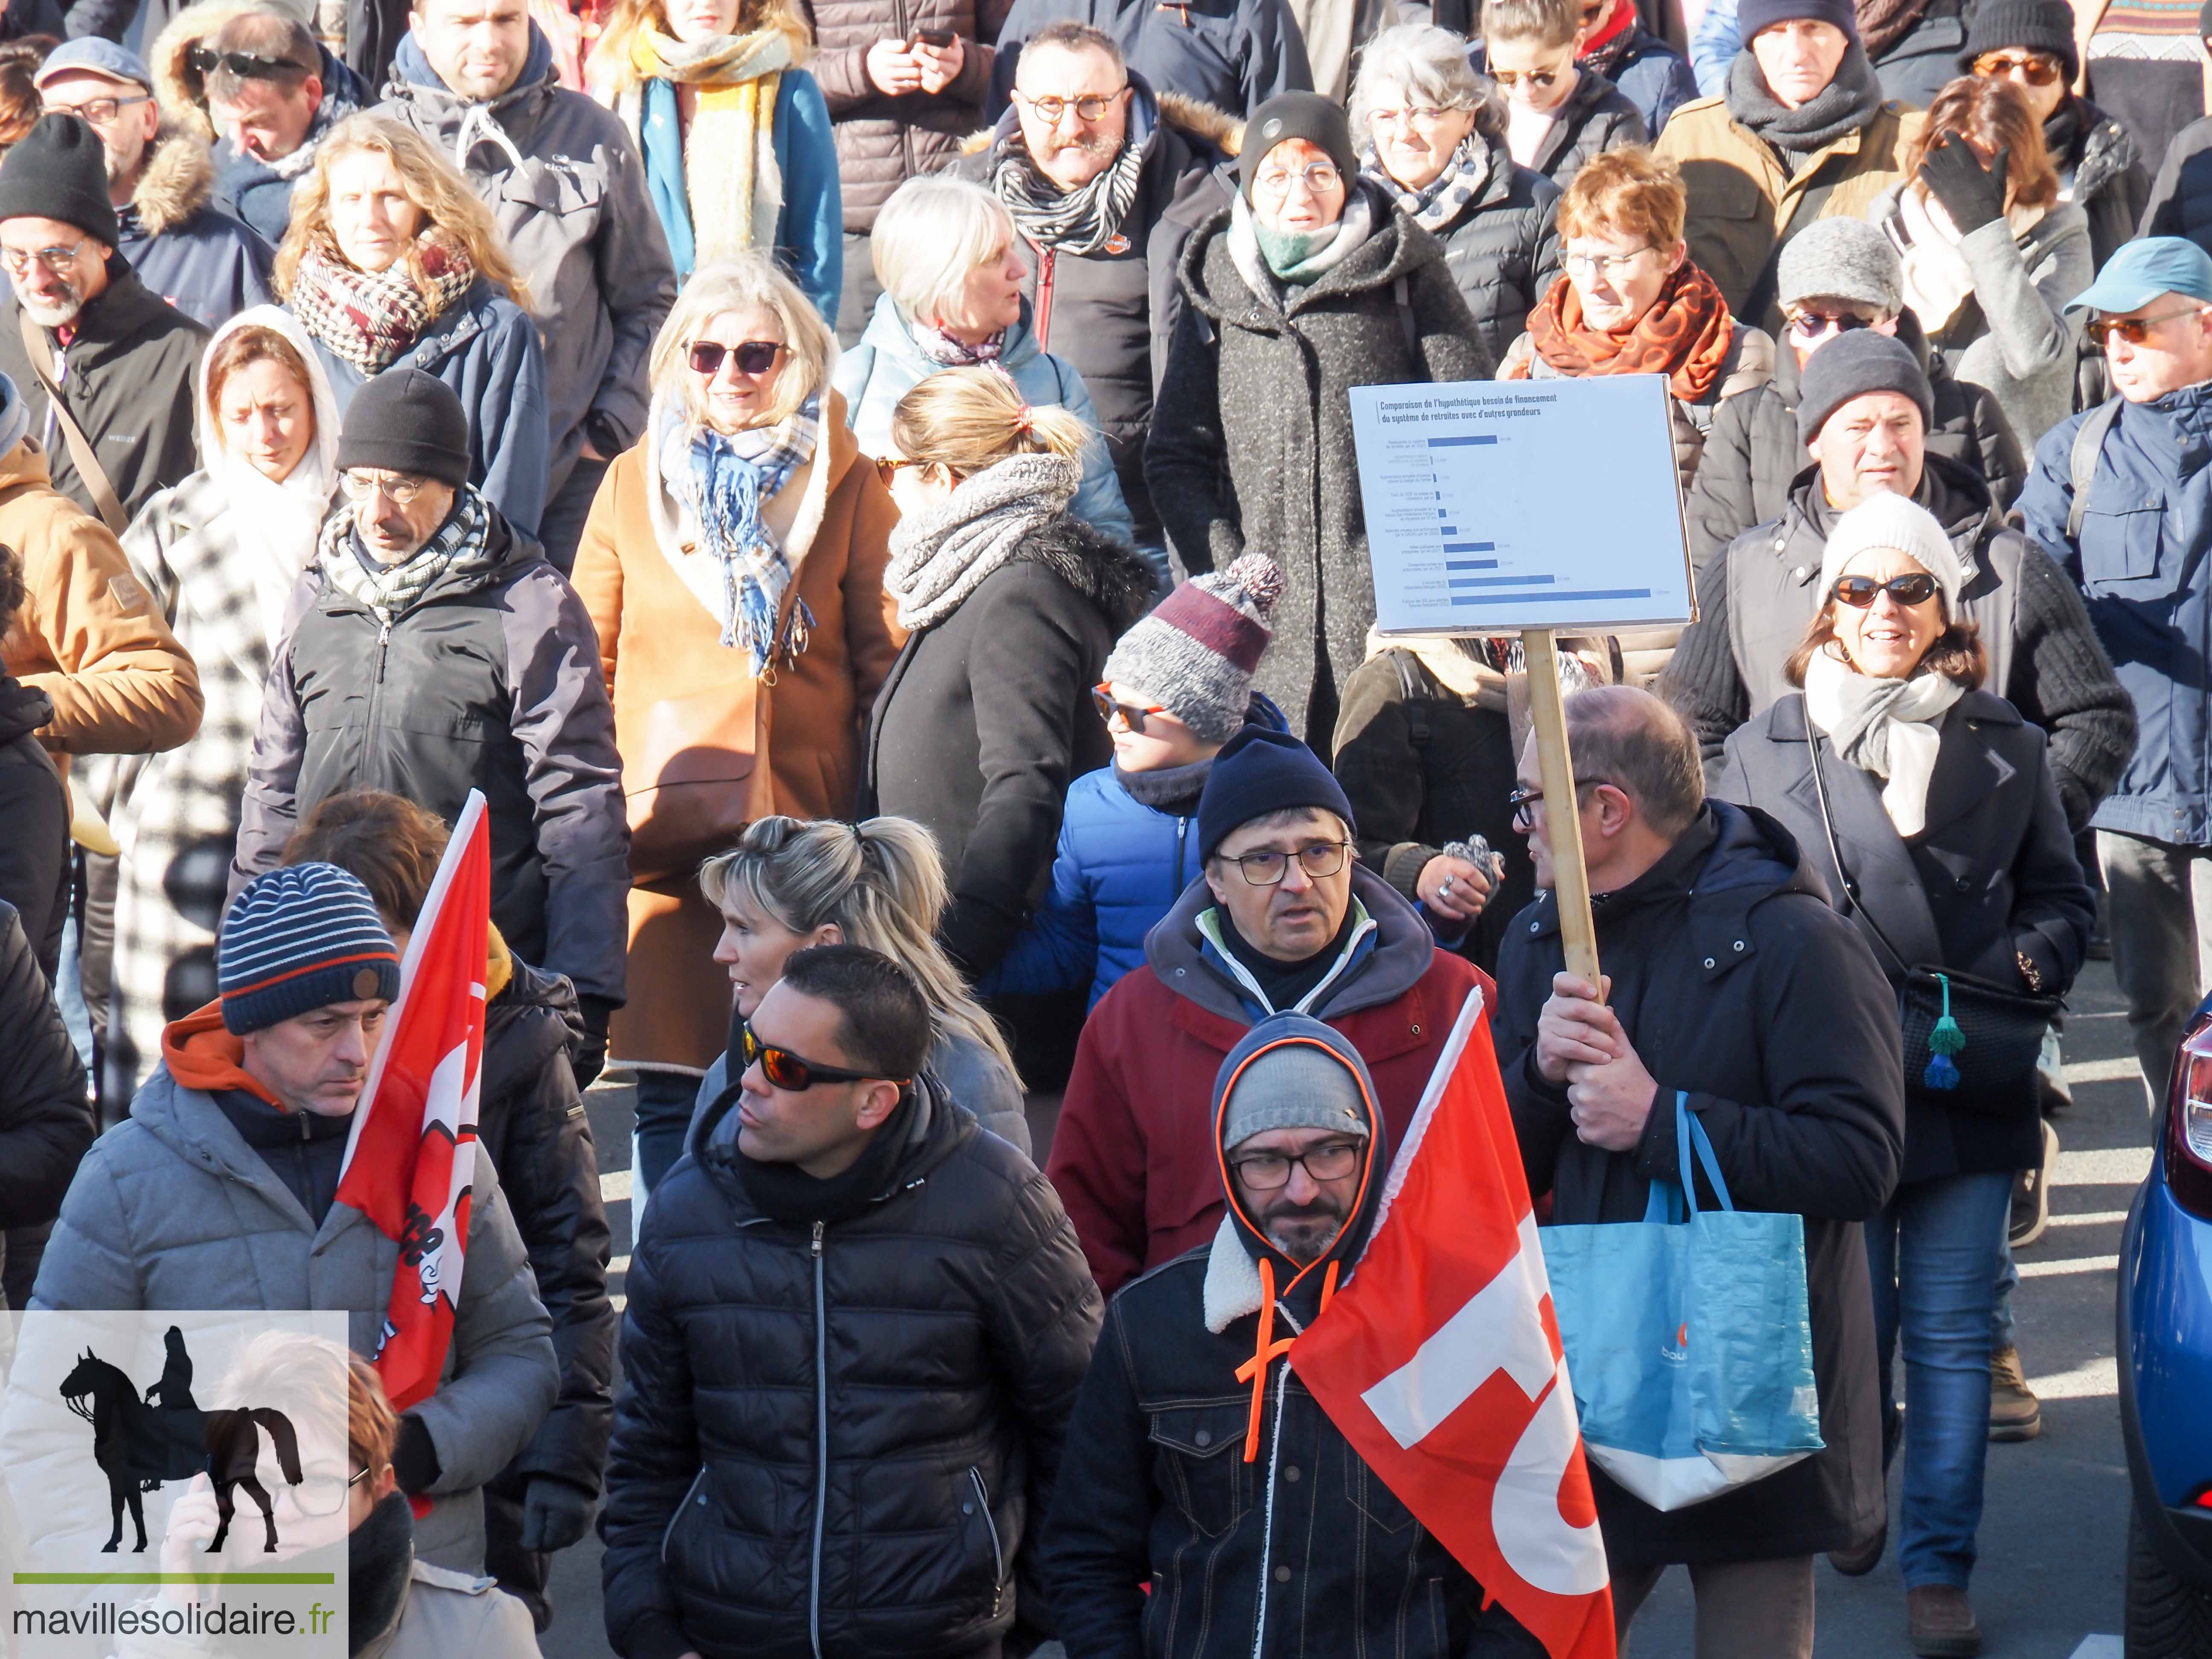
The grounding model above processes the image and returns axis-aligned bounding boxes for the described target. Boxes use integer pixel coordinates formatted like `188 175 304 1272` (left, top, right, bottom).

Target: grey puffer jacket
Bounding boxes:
27 1061 560 1571
1146 184 1493 749
1519 64 1647 195
377 27 678 499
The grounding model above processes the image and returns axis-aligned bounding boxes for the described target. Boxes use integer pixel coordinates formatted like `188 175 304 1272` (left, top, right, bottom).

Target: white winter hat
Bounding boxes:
1818 494 1969 615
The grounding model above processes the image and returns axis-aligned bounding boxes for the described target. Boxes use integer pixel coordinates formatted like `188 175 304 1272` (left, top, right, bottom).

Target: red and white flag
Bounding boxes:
337 790 491 1417
1293 987 1616 1659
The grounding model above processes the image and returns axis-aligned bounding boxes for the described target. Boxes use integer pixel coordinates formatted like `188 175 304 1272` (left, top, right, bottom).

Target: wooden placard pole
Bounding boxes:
1522 629 1603 995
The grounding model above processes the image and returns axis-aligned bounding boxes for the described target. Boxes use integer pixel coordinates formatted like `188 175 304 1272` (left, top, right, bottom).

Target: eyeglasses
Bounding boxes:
1787 309 1877 340
1508 779 1610 830
1091 683 1171 733
1831 572 1940 608
1013 89 1123 122
1971 49 2064 85
0 238 86 276
1219 840 1353 886
1226 1139 1364 1190
740 1023 902 1092
285 1466 375 1518
188 45 312 79
1369 105 1459 128
1564 245 1657 280
1252 162 1342 197
338 469 435 506
1490 66 1566 89
41 93 151 126
2091 306 2207 347
688 340 785 377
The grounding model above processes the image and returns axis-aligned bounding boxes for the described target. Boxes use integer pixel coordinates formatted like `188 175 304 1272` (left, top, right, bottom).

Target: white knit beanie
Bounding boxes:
1818 495 1968 613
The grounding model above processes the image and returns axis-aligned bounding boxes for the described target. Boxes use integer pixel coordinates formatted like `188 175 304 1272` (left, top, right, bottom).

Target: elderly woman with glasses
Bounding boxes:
1714 492 2092 1654
1351 23 1562 360
570 252 901 1202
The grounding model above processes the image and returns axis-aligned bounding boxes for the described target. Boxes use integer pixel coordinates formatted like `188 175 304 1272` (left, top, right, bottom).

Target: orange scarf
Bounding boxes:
161 1003 286 1108
1517 260 1737 403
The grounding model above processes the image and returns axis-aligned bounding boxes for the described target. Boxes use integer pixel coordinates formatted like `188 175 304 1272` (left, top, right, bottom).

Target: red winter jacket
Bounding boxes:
1046 865 1492 1297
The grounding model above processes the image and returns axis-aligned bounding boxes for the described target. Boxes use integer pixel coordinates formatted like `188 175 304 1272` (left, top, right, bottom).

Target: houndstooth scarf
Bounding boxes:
1362 134 1491 233
658 396 819 671
991 127 1147 256
288 230 479 376
885 452 1079 629
317 485 496 624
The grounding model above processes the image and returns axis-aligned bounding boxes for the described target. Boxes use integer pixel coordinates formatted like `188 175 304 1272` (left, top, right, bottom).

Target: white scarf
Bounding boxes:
1889 181 2052 336
1802 648 1965 837
198 307 342 650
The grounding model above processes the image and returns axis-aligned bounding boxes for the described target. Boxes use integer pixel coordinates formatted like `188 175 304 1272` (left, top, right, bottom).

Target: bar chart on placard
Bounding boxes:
1349 375 1694 635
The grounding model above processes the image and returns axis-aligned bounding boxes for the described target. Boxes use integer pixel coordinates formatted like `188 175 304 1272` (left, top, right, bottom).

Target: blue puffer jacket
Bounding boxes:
2019 383 2212 845
834 291 1135 544
297 276 551 535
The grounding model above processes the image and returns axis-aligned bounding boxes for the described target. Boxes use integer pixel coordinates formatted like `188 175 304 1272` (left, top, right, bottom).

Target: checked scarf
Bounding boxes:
318 485 496 625
289 229 479 376
659 396 820 671
991 127 1146 256
1519 258 1737 402
1362 135 1492 233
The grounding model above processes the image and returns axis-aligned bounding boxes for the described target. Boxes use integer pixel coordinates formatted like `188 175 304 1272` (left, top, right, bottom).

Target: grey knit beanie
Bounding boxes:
1101 553 1284 744
1778 218 1903 317
1221 1038 1371 1150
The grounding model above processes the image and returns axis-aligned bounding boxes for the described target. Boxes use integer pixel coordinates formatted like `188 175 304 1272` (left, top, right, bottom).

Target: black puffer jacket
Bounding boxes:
861 513 1156 976
599 1074 1103 1659
1519 65 1647 193
480 950 616 1500
1494 801 1904 1569
1682 311 2025 565
1866 0 1968 107
0 900 90 1254
2050 95 2149 269
0 677 65 981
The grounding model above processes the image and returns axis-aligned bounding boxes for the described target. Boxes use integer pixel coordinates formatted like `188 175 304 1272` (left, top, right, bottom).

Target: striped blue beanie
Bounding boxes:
218 863 401 1035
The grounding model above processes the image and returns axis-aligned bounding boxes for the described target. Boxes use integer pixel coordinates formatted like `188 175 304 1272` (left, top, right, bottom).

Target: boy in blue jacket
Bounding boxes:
983 554 1284 1010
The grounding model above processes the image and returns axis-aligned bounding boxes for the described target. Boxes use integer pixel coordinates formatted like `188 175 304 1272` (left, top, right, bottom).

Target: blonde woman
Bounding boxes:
690 814 1031 1160
588 0 841 315
861 366 1152 986
571 252 900 1198
275 113 550 533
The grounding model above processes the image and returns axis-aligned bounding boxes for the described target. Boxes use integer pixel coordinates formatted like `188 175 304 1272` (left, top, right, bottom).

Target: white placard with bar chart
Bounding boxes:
1349 373 1694 634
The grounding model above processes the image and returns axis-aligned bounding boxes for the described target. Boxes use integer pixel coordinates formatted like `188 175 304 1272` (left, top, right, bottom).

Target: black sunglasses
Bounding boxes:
189 45 312 79
741 1023 902 1091
1832 572 1940 608
689 340 785 377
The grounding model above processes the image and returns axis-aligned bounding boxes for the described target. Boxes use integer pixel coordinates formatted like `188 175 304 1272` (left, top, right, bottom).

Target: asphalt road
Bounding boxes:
545 957 2154 1659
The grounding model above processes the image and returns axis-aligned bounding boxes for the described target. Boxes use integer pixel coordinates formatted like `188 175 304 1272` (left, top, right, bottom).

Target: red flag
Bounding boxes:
335 790 490 1417
1293 988 1616 1659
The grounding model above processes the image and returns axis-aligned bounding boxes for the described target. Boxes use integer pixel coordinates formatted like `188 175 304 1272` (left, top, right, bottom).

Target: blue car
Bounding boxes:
2121 997 2212 1652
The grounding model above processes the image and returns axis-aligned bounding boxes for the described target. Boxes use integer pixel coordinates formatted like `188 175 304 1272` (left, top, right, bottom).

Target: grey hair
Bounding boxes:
1351 23 1503 142
1564 686 1705 840
871 175 1017 329
648 253 833 431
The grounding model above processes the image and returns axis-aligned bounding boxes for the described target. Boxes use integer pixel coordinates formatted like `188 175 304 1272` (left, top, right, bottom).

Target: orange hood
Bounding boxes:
160 1002 284 1109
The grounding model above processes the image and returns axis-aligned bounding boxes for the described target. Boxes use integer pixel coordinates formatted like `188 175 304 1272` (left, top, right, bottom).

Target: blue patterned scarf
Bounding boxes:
659 396 820 672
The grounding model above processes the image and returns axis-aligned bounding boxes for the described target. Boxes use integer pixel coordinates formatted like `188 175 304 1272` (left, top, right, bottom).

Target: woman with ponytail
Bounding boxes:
860 366 1155 984
690 814 1030 1159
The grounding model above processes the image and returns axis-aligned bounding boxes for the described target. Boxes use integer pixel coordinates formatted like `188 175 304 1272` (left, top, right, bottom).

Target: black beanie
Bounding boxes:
0 114 122 247
336 368 472 487
1197 726 1357 861
1240 93 1358 203
1796 329 1934 445
1958 0 2079 79
1736 0 1857 42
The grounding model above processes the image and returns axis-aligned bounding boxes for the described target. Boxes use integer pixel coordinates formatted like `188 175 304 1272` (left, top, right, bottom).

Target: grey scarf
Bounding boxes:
885 453 1080 630
992 129 1147 256
1362 134 1492 233
317 486 495 624
1726 44 1885 169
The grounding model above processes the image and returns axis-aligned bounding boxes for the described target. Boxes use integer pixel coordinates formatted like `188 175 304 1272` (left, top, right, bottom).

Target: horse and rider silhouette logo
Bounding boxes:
59 1326 303 1555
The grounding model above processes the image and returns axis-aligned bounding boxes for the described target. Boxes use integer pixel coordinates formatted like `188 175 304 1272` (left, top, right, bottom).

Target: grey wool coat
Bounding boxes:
1146 186 1494 751
28 1065 560 1572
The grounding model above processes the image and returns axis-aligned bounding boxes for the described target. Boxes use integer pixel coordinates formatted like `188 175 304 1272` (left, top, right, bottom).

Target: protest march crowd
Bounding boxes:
0 0 2206 1647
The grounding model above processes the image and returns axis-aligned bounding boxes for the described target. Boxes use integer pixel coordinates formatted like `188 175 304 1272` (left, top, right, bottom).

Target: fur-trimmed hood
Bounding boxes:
153 0 367 144
957 77 1241 160
124 127 216 238
1010 512 1156 636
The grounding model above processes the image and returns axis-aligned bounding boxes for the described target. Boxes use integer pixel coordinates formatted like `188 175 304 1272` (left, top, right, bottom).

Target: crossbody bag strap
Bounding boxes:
17 310 126 534
1805 725 1912 978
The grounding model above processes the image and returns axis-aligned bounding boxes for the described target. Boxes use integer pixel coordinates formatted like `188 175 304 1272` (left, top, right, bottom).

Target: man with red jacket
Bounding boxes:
1047 725 1490 1295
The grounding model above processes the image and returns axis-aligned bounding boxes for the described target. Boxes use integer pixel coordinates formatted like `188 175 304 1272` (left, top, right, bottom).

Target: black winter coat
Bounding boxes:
0 678 65 982
599 1077 1103 1659
1714 693 2093 1185
1519 65 1647 194
861 515 1155 977
1373 129 1563 362
231 504 631 1004
1493 802 1904 1568
1683 311 2025 566
1148 186 1494 749
1660 456 2138 831
2142 111 2212 257
1867 0 1969 108
2053 96 2150 270
0 263 206 524
480 953 616 1500
0 901 90 1248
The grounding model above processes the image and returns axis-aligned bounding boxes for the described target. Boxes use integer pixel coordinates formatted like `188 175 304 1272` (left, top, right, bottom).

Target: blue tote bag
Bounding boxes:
1540 1096 1824 1511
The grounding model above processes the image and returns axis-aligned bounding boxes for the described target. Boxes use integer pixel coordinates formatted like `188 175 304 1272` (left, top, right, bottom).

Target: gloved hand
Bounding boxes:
1918 132 2009 235
391 1416 440 1494
573 995 616 1091
517 1476 594 1553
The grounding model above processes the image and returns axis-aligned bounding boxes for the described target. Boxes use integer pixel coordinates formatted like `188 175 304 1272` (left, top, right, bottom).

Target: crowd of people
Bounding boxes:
0 0 2204 1652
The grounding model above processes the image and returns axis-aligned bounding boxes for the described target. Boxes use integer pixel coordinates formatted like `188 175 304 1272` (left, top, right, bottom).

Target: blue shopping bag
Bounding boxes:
1539 1095 1824 1511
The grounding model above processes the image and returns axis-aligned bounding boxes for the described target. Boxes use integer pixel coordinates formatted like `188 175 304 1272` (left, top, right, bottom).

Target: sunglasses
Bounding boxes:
1787 310 1875 339
1971 49 2063 86
688 340 785 377
1832 572 1940 608
875 455 920 488
1491 66 1564 88
1091 683 1170 733
2091 306 2207 347
188 45 312 78
739 1023 902 1092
